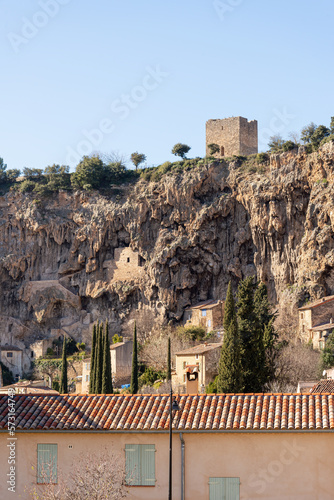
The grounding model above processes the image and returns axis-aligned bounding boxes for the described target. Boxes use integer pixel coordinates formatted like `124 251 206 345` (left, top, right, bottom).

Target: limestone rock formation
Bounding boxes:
1 142 334 350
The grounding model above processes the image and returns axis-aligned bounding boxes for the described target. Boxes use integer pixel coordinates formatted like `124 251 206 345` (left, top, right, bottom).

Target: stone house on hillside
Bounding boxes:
184 300 224 332
298 295 334 349
173 342 222 393
0 345 23 380
206 116 258 157
1 393 334 500
103 247 145 282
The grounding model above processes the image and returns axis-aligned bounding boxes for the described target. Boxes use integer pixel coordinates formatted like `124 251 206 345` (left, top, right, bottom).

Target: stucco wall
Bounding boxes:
0 431 333 499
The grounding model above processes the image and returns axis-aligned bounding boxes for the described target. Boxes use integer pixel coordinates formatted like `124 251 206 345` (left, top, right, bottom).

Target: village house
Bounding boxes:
173 342 222 393
0 379 59 395
1 393 334 500
298 295 334 349
0 345 23 381
183 299 224 332
81 338 133 392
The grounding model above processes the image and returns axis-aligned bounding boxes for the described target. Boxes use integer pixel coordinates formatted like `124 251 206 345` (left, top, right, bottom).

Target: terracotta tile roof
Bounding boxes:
311 322 334 332
0 345 23 351
1 393 334 432
175 342 223 356
185 300 222 311
310 380 334 394
298 295 334 311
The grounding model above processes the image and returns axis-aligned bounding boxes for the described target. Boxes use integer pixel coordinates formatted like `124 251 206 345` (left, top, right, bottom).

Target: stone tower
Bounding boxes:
206 116 258 158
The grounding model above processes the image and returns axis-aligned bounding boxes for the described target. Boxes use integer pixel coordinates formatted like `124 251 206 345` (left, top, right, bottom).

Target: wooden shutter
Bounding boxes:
125 444 155 486
37 444 58 484
209 477 240 500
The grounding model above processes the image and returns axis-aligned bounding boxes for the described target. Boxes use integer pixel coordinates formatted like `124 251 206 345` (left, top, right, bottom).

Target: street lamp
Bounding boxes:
168 388 180 500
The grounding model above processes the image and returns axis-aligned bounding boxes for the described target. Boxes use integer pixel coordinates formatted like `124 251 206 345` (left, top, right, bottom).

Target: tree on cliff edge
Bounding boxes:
59 336 68 394
217 281 243 393
130 322 138 394
171 143 191 159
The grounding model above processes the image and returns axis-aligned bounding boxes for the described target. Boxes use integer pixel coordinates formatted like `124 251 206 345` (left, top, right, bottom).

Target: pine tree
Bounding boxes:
102 321 113 394
89 324 97 393
217 281 243 393
167 337 171 382
130 322 138 394
59 336 68 394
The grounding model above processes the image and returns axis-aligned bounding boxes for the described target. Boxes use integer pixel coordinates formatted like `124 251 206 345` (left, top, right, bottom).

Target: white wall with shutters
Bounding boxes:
209 477 240 500
125 444 155 486
37 444 58 484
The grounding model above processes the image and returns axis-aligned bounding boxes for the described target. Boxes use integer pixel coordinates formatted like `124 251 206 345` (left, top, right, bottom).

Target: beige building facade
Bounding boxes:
298 295 334 349
173 342 222 392
103 247 145 283
206 116 258 158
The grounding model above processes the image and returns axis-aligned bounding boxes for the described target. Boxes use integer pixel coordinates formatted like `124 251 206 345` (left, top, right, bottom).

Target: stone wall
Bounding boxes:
103 247 145 283
206 116 258 157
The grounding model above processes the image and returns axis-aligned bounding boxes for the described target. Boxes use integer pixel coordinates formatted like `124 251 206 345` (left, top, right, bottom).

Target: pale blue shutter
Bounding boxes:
125 444 140 485
140 444 155 486
209 477 240 500
37 444 58 483
125 444 155 486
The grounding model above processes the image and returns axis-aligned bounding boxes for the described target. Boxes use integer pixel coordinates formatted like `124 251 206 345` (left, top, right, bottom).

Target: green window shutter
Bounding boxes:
140 445 155 486
37 444 58 484
209 477 240 500
125 444 155 486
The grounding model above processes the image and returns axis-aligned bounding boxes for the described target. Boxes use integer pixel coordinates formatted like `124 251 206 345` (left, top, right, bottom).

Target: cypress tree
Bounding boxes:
89 324 97 393
130 322 138 394
94 323 104 394
217 281 243 393
59 336 68 394
167 337 171 382
102 321 113 394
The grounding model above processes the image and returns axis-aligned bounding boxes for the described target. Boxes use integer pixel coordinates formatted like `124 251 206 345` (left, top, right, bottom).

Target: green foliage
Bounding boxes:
171 143 191 159
331 117 334 134
321 332 334 369
112 334 123 344
44 164 71 190
0 361 14 386
282 140 296 152
46 347 55 357
167 337 171 381
94 324 104 394
23 168 44 181
101 321 113 394
130 322 139 394
176 325 206 341
138 366 165 389
256 153 269 164
71 155 105 189
206 376 218 394
76 342 86 352
311 125 330 149
130 152 146 170
320 134 334 147
18 179 36 193
52 379 60 392
301 122 317 144
0 158 7 183
268 135 284 153
59 336 68 394
6 169 21 181
217 281 243 393
207 143 220 155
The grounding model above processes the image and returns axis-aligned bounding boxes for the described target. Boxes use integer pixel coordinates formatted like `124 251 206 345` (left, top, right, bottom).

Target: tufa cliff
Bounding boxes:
1 142 334 352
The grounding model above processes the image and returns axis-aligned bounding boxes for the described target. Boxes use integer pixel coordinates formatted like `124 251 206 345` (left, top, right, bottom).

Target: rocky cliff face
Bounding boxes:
1 142 334 351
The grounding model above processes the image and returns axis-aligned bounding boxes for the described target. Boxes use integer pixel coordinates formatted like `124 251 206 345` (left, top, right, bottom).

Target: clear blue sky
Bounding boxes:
1 0 333 171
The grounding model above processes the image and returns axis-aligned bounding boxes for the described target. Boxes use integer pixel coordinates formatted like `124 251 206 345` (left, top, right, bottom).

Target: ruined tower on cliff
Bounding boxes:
206 116 258 157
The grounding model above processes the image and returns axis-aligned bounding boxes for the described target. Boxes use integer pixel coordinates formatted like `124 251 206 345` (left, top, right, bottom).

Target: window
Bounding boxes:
209 477 240 499
195 354 199 360
31 351 34 358
202 310 207 317
85 362 90 370
125 444 155 486
37 444 58 484
183 374 186 383
7 352 13 358
85 375 90 382
220 146 225 156
127 257 130 263
319 341 325 350
300 313 304 319
208 319 212 328
183 361 187 369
